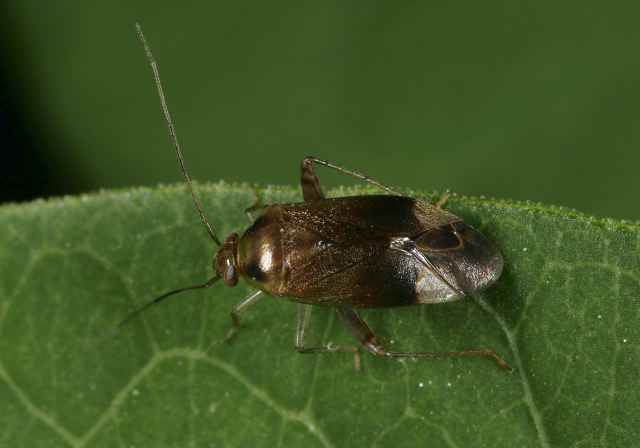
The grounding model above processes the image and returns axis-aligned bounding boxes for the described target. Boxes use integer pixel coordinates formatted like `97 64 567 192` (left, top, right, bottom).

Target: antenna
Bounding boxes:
87 275 221 348
135 23 222 246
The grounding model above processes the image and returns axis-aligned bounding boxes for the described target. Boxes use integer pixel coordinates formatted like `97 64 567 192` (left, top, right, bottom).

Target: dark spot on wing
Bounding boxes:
414 224 463 251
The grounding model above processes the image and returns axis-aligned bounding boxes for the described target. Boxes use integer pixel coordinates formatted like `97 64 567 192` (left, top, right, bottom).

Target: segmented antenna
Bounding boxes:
87 275 221 348
135 23 222 246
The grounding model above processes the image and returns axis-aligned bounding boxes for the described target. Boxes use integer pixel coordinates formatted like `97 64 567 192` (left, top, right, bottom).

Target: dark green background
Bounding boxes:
1 2 639 219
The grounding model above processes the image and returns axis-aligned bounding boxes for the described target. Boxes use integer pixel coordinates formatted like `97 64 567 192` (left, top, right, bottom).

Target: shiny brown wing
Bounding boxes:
282 195 460 240
276 195 490 308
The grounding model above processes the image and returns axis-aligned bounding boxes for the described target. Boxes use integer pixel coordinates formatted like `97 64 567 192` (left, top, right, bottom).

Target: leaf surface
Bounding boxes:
0 184 638 447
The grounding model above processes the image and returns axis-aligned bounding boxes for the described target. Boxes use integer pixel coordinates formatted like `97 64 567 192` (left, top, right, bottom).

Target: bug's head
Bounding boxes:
214 233 240 287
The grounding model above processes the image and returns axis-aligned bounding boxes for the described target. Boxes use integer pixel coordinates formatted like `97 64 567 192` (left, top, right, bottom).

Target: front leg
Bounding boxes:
436 190 453 208
222 290 263 342
244 184 261 223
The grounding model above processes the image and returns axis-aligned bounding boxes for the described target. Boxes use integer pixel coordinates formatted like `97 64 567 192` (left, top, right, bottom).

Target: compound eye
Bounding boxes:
223 262 238 287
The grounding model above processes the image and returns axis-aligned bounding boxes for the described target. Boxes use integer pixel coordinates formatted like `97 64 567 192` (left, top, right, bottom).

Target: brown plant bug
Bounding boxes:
92 24 513 373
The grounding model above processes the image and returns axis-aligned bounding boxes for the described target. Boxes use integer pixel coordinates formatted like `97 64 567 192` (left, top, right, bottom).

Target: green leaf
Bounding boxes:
1 184 638 447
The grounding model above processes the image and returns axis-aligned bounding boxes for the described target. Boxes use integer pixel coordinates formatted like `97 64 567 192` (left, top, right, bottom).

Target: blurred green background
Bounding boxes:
1 1 639 220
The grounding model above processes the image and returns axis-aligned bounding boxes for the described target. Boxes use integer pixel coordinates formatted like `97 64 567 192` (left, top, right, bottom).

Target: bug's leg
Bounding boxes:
435 189 454 208
222 290 263 342
337 308 514 372
301 155 402 199
245 184 261 223
300 157 326 201
295 304 362 372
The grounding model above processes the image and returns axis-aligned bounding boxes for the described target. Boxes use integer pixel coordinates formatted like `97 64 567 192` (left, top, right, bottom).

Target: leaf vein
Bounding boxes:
474 296 551 448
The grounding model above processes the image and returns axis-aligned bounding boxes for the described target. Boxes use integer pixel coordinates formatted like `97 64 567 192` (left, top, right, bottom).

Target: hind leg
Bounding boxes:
300 155 402 202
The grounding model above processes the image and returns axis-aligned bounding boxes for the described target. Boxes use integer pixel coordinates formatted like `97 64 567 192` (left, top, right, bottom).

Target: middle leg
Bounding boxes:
295 304 361 371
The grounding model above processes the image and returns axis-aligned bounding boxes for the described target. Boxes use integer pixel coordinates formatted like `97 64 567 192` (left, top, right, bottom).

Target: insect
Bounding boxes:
96 24 513 373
